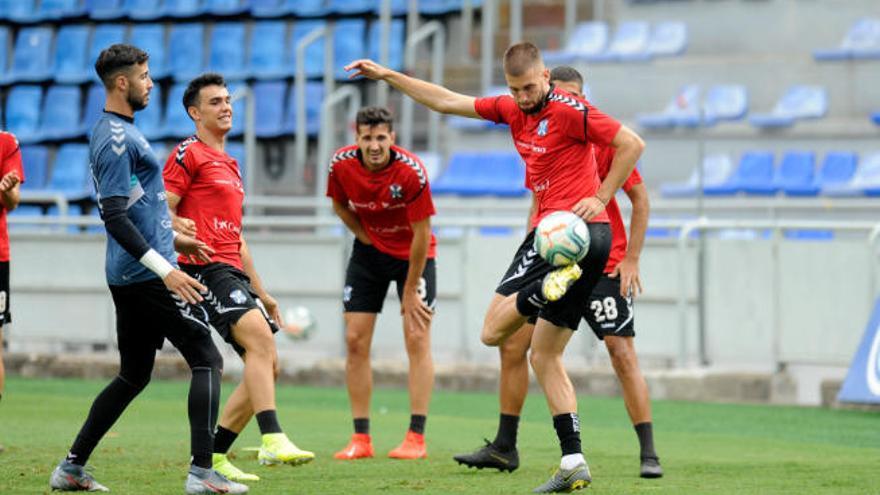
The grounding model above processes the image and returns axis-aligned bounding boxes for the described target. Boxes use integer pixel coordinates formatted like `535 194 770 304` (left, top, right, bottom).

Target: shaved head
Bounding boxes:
503 42 544 77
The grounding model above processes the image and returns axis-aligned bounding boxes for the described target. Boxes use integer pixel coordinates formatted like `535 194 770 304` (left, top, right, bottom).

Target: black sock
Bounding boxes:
188 367 220 469
634 422 657 459
255 410 283 435
353 417 370 435
213 426 239 455
409 414 426 435
67 376 145 466
552 413 582 456
515 281 548 317
493 414 520 452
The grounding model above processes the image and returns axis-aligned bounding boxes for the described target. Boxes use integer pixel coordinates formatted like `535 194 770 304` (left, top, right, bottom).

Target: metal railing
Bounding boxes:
294 24 335 189
400 21 446 152
230 85 255 200
315 85 362 207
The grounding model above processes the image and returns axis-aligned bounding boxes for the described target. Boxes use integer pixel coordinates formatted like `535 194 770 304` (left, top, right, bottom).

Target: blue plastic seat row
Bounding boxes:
0 0 477 21
432 151 527 197
660 151 871 197
814 18 880 61
0 19 404 85
543 20 687 64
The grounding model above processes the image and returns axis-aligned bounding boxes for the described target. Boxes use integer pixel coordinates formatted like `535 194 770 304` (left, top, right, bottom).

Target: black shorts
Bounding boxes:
181 262 279 356
583 274 635 340
343 239 437 313
497 224 611 331
0 261 10 326
110 278 214 354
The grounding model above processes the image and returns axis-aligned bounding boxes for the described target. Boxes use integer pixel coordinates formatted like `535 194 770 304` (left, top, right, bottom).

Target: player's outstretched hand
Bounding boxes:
173 215 197 237
0 171 20 192
610 256 643 298
261 293 284 327
344 59 391 81
174 233 215 264
401 289 432 335
571 196 606 221
163 269 206 304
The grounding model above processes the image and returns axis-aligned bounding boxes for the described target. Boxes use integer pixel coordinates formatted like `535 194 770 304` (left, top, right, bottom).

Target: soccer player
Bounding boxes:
453 66 662 479
49 45 247 494
0 129 23 455
327 107 436 461
345 43 644 492
163 73 315 483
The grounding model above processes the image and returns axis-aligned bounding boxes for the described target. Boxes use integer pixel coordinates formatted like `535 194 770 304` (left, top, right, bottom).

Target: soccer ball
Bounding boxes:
281 306 317 341
533 211 590 266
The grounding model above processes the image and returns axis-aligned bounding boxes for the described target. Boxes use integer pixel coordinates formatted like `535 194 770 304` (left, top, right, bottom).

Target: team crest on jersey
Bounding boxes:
537 119 549 137
389 184 403 199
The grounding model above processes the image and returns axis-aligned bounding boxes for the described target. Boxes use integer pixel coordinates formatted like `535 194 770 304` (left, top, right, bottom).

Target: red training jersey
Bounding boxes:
163 137 244 270
475 87 622 228
594 145 643 273
0 132 24 262
326 145 437 260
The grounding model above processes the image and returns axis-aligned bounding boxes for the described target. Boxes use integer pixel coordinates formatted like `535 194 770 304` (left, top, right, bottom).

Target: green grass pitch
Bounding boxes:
1 377 878 494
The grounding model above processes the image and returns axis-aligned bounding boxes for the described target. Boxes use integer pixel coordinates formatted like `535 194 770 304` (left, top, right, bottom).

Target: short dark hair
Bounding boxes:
356 106 394 132
503 42 543 77
549 66 584 88
182 72 227 120
94 44 149 89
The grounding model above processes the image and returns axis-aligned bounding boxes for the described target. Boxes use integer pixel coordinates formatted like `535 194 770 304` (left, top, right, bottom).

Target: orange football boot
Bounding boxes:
387 431 427 459
333 433 374 460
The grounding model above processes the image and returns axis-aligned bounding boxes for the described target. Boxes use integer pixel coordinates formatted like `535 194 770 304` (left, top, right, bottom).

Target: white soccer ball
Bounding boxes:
533 211 590 266
281 306 316 341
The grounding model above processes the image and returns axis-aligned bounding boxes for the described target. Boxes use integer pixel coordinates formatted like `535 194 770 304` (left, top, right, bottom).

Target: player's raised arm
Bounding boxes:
345 59 480 119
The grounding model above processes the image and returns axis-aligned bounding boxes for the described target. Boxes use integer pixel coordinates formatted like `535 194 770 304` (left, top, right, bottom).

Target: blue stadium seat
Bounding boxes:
89 25 127 82
282 81 323 136
208 23 248 80
81 84 105 135
783 229 834 241
47 144 93 201
6 86 43 144
871 111 880 126
846 153 880 197
543 22 608 64
205 0 249 15
249 0 286 17
138 84 164 140
433 151 527 197
226 141 245 184
660 154 734 197
637 85 701 128
249 21 289 79
0 27 10 84
163 0 205 17
369 19 405 71
750 86 828 128
774 151 816 196
39 85 84 141
0 0 40 23
39 0 86 20
291 0 329 16
420 0 461 15
598 21 651 62
702 85 748 125
130 24 168 79
226 82 246 138
125 0 163 20
705 151 775 196
253 81 287 138
19 145 48 190
808 152 858 196
373 0 407 15
160 83 194 139
330 0 373 14
647 21 687 57
813 18 880 61
53 26 92 84
291 20 326 78
8 27 54 83
168 24 205 82
86 0 127 20
334 20 367 80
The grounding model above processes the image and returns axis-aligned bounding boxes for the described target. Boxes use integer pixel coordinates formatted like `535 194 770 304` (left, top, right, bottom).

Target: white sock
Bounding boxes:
560 453 585 470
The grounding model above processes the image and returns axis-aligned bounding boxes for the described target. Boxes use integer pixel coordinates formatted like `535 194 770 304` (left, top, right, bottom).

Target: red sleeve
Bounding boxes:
404 165 435 223
163 145 197 197
562 100 621 147
325 162 349 204
622 167 643 193
474 95 516 124
1 134 23 183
